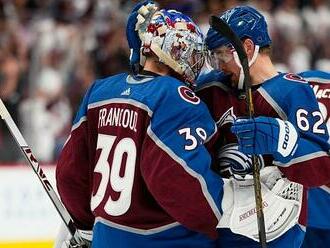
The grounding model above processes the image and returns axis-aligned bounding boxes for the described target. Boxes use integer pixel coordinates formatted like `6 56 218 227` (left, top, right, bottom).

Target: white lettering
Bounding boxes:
98 108 107 128
312 85 330 99
282 122 290 149
322 89 330 98
131 112 138 132
312 85 319 96
119 109 124 127
113 108 121 126
98 107 138 132
105 108 113 126
122 109 130 128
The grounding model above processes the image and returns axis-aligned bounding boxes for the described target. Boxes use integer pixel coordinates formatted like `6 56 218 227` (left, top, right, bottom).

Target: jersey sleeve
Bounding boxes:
140 84 223 239
275 136 330 187
56 82 96 229
274 83 330 187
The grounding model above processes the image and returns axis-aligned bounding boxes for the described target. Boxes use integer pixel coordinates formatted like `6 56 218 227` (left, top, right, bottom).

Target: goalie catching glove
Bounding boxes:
218 166 303 242
231 117 299 164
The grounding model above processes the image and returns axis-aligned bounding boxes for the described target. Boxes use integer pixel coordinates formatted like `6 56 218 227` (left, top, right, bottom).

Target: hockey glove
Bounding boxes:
217 143 264 179
231 117 299 164
126 0 157 74
61 231 92 248
55 223 92 248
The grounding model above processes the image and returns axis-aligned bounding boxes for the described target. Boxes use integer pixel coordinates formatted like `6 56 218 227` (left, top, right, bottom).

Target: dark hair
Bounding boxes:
259 45 272 56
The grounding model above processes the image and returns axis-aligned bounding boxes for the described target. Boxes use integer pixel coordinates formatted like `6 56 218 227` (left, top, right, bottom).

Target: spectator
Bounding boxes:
19 68 71 163
0 0 329 163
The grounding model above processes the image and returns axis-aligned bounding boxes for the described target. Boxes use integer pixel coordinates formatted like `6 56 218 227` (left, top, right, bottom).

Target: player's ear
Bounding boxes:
242 38 255 60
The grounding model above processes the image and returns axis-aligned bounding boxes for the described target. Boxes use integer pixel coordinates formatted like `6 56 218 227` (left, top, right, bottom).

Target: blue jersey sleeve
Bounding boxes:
140 77 223 238
285 82 330 150
262 74 330 187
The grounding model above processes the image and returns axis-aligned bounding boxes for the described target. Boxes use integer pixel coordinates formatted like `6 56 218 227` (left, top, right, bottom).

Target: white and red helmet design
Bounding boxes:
136 8 206 87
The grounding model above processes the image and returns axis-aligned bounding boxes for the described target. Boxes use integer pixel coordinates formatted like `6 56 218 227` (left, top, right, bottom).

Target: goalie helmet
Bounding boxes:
205 6 271 50
136 9 206 87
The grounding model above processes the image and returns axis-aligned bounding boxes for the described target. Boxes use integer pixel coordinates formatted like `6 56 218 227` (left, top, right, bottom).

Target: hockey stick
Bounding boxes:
209 16 267 247
0 99 87 247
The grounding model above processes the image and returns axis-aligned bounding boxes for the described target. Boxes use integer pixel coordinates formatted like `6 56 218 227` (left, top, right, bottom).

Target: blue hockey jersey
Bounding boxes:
199 73 330 181
299 70 330 230
56 72 224 248
197 71 330 227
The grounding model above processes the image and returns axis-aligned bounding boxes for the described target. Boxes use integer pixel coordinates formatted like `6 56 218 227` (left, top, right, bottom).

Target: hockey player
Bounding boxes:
197 5 330 248
298 70 330 248
56 2 224 248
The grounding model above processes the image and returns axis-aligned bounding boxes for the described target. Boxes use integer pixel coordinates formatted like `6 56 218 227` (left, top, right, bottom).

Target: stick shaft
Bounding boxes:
209 16 267 247
0 99 82 244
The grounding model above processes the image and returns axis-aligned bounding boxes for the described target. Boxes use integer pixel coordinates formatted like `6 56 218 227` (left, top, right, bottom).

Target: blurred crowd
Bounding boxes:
0 0 329 163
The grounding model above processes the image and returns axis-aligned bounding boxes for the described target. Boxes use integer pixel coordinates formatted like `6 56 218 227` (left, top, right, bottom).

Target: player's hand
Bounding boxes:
196 69 231 89
61 238 91 248
216 143 264 179
231 117 299 164
54 224 92 248
126 0 157 74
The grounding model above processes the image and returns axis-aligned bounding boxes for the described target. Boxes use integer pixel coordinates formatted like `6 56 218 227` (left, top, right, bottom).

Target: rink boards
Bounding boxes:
0 165 60 248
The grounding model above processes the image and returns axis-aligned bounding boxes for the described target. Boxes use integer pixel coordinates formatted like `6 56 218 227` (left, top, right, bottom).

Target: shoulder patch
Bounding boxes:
283 73 307 83
217 107 236 127
178 86 200 105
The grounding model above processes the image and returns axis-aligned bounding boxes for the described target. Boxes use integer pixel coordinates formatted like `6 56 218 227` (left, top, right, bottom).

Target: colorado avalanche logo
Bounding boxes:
217 107 236 127
178 86 200 105
284 73 307 83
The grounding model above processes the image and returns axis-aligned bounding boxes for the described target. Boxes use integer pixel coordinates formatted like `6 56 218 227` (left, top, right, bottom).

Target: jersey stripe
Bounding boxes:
95 217 180 235
147 126 222 221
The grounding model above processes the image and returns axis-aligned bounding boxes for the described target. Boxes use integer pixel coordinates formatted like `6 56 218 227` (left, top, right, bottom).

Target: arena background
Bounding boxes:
0 0 329 247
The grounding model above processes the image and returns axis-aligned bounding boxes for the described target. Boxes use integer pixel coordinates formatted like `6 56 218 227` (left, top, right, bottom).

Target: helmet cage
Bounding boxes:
138 9 206 87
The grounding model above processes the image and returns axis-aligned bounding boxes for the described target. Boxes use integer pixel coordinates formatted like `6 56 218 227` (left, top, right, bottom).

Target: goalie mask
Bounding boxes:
135 9 206 87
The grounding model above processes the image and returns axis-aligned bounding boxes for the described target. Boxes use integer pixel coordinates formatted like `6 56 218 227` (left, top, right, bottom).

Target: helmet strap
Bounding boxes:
233 45 260 90
139 47 146 67
149 43 184 75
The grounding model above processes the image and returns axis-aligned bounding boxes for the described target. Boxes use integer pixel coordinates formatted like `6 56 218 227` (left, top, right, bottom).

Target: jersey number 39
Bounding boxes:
91 134 136 216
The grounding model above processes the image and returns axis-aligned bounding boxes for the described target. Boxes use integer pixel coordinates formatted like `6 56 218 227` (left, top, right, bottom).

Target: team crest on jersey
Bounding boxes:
178 86 200 105
217 107 236 127
283 73 307 83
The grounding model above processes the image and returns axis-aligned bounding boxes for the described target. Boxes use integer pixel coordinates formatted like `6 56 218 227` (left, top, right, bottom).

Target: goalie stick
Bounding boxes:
0 99 87 248
209 16 267 247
